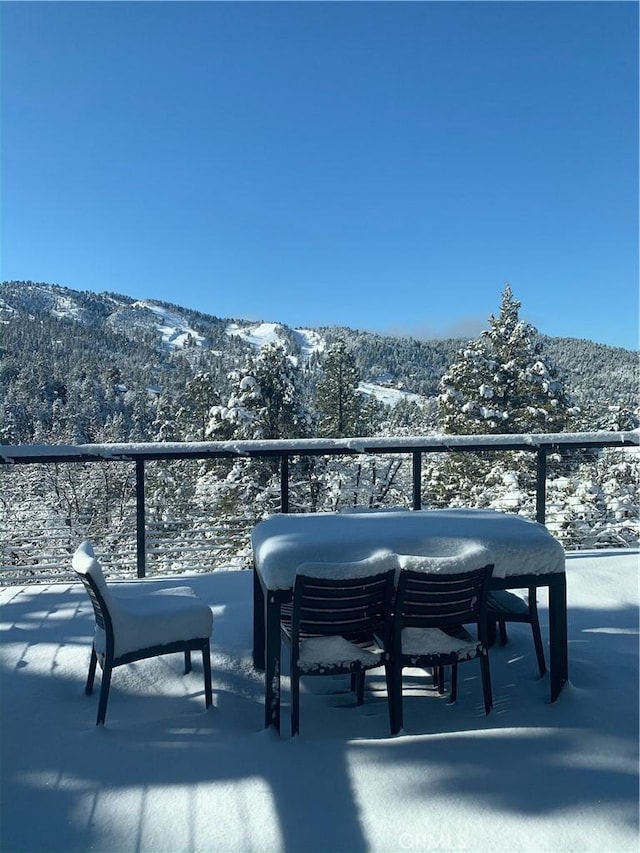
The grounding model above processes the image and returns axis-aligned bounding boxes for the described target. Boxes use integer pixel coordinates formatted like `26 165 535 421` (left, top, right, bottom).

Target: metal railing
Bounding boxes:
1 430 637 578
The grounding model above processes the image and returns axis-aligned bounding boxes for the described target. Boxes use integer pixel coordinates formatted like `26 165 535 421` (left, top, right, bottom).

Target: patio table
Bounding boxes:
251 508 567 732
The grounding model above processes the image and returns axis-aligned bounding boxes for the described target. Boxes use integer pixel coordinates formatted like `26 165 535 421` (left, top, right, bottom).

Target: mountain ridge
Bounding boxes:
1 280 637 441
3 278 636 353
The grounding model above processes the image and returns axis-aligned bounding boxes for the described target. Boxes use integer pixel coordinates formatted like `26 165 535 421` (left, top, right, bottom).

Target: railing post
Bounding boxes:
135 459 146 578
280 455 289 514
412 451 422 510
536 448 547 525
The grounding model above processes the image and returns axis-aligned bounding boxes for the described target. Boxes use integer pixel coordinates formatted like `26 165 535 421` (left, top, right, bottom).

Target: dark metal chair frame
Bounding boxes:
390 563 494 734
77 570 213 725
487 586 547 677
281 568 396 737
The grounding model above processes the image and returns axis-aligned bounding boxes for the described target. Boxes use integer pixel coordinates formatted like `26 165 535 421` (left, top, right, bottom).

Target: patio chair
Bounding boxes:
390 562 494 734
72 541 213 725
281 553 397 736
486 587 546 676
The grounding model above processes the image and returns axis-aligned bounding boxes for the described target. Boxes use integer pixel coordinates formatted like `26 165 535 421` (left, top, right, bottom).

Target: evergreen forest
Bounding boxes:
1 281 637 581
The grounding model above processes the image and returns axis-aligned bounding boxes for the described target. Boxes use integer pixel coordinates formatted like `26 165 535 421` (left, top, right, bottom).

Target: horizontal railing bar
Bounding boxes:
0 564 247 584
146 545 243 553
2 431 637 465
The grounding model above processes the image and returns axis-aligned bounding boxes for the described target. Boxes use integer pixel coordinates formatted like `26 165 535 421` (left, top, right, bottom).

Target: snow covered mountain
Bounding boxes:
1 280 637 421
226 321 325 358
0 282 434 408
107 300 208 350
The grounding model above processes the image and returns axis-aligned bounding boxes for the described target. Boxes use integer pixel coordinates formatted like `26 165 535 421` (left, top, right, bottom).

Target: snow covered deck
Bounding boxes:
1 549 638 852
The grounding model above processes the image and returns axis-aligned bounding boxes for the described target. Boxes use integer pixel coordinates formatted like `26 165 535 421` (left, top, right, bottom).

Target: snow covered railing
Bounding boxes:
2 431 637 465
1 430 637 579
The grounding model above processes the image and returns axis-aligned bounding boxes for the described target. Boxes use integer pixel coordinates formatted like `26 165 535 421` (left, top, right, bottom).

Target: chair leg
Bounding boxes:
354 667 365 706
480 653 492 715
291 668 300 737
498 620 508 646
202 641 212 708
449 664 458 703
96 663 113 726
384 661 396 735
390 663 403 735
85 647 97 695
531 619 547 677
184 650 192 674
436 666 445 694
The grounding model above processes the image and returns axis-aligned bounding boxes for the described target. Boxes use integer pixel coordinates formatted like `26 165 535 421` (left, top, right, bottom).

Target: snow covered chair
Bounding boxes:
390 549 494 734
72 541 213 725
281 553 397 737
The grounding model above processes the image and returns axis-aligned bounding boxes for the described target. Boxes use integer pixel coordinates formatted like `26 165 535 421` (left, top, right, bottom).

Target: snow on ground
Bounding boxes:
292 328 325 356
226 322 325 358
133 301 206 349
1 549 638 853
226 321 287 349
50 294 87 323
359 381 428 408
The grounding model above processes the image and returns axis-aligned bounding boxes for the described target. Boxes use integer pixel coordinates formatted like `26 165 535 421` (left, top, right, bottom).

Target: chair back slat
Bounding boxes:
396 565 494 629
293 570 395 644
77 574 108 630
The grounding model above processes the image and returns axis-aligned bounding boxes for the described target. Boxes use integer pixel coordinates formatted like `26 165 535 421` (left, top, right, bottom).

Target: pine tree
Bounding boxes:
176 372 221 441
206 343 312 441
438 284 576 435
152 392 179 442
315 339 363 437
201 343 315 525
428 285 578 515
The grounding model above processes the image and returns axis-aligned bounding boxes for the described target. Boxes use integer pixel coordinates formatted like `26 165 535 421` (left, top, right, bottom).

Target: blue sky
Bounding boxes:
1 1 638 349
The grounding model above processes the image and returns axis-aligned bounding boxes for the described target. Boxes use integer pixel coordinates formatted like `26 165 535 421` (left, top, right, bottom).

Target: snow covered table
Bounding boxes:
252 508 567 732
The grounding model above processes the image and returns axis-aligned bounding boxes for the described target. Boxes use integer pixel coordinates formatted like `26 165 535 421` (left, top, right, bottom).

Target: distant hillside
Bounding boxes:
0 280 637 445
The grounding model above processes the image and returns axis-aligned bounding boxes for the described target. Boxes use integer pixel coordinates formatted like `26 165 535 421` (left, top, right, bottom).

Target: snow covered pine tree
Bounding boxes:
438 284 575 435
429 285 577 513
199 343 314 522
315 339 363 438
